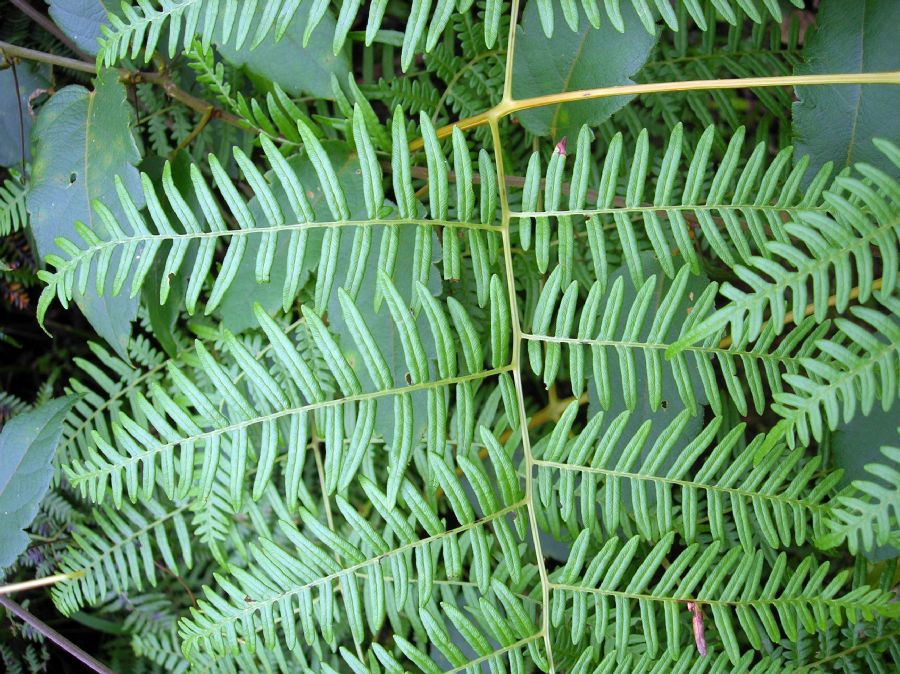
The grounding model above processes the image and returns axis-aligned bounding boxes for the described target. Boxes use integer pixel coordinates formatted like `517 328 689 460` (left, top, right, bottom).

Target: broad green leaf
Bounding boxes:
217 0 350 99
0 397 76 569
0 62 49 167
792 0 900 176
512 0 657 139
48 0 116 56
27 71 143 360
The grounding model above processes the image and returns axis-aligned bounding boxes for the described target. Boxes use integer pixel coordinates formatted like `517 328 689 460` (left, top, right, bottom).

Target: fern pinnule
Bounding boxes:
818 443 900 555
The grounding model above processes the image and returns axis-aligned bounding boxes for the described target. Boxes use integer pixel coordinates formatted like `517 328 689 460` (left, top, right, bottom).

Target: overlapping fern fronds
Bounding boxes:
37 108 502 324
819 441 900 554
22 1 900 672
52 497 193 615
771 297 900 447
672 139 900 353
98 0 805 74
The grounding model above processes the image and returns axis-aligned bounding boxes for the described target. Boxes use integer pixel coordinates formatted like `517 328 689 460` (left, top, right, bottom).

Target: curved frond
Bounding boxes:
819 443 900 555
771 296 900 447
672 143 900 353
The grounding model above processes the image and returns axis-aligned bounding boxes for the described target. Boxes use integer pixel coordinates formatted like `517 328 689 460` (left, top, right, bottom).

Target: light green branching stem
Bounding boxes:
416 70 900 148
493 0 557 671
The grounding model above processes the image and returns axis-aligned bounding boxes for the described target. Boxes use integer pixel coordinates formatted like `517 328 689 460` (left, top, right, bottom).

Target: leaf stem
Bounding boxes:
0 595 115 674
505 71 900 115
9 0 91 60
0 572 84 596
0 40 243 128
0 40 95 73
417 70 900 146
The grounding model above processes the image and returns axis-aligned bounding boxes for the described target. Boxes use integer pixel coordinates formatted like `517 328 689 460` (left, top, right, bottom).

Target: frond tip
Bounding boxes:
818 443 900 554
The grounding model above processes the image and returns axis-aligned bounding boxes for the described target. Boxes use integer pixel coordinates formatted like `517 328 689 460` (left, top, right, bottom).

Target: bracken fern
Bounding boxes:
2 0 899 672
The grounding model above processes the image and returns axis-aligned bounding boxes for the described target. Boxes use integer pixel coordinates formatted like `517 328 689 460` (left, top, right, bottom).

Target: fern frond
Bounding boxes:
64 268 515 511
549 534 898 666
59 338 165 470
100 0 501 72
423 12 507 134
99 0 303 68
0 389 31 425
52 498 193 615
99 0 799 74
0 178 28 236
638 3 803 135
525 260 829 419
531 0 796 37
186 42 315 145
38 109 501 325
771 297 900 447
818 444 900 555
132 629 193 674
672 141 900 353
533 409 840 550
179 432 538 663
512 123 835 282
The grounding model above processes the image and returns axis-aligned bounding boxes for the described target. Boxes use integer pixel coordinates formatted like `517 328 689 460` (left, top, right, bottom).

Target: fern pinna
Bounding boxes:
1 0 898 672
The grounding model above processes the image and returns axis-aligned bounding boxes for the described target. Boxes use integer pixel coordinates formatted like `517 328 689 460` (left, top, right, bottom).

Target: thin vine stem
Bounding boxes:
0 595 116 674
0 40 242 127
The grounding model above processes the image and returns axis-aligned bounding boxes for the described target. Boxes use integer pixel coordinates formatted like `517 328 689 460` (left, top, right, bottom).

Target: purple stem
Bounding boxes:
0 595 115 674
